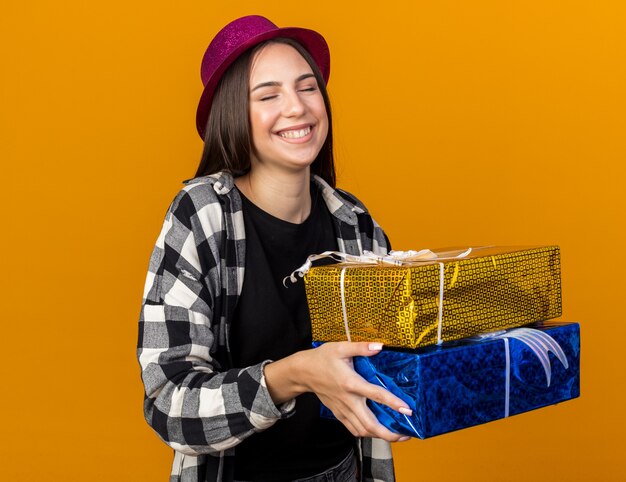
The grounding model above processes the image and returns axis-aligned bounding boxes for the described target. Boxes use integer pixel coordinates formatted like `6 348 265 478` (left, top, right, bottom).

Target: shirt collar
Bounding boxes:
312 175 362 225
183 171 235 195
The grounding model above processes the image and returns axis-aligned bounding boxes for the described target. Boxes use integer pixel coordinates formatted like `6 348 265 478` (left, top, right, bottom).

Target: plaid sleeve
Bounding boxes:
137 185 294 456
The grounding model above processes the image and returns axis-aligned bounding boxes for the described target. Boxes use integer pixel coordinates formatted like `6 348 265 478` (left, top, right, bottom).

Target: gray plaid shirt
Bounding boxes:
138 171 395 482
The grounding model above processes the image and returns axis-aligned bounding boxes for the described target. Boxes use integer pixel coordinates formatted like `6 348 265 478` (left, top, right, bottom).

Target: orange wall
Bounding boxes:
1 1 624 480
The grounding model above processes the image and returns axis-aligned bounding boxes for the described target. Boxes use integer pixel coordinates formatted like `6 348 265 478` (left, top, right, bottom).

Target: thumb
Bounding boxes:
334 341 384 358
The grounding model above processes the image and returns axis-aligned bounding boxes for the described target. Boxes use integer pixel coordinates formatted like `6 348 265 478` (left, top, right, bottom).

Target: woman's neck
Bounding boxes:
235 168 312 224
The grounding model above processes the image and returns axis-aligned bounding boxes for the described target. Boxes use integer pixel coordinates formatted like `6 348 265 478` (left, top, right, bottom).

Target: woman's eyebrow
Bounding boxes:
250 73 315 92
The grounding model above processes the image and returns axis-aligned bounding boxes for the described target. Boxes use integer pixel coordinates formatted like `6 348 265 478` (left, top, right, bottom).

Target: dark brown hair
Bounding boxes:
195 38 336 187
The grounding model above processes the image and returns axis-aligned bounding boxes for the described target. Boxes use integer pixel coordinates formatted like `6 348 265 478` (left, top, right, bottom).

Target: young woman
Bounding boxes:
138 15 411 482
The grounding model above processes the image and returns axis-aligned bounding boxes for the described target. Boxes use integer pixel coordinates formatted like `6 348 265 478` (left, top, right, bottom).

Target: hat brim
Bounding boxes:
195 26 330 140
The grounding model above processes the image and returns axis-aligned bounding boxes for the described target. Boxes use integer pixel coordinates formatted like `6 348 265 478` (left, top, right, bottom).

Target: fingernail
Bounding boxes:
398 407 413 416
398 436 411 442
368 343 383 351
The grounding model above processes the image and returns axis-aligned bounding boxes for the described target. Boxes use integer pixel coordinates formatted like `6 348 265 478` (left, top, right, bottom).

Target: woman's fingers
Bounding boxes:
360 382 413 416
322 342 413 415
330 397 410 442
305 341 413 442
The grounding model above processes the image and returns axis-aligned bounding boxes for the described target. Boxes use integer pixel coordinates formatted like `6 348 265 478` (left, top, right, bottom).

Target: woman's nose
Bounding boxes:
282 90 306 117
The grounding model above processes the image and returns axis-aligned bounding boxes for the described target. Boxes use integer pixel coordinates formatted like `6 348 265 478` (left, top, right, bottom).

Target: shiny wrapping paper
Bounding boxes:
316 322 580 439
305 246 562 348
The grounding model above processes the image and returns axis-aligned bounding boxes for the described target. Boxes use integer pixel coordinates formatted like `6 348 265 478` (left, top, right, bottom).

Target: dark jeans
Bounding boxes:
235 448 358 482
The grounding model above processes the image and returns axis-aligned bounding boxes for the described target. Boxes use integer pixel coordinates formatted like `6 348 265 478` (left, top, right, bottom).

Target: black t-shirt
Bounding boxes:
231 184 355 481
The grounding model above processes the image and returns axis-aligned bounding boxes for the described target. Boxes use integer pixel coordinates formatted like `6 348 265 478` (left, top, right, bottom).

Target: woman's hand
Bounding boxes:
263 341 412 442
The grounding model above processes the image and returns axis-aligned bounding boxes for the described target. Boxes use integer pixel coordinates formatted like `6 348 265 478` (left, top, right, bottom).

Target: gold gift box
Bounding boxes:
304 246 562 349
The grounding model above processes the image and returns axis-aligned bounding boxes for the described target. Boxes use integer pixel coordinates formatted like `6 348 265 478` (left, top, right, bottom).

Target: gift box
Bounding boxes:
315 322 580 438
304 246 562 348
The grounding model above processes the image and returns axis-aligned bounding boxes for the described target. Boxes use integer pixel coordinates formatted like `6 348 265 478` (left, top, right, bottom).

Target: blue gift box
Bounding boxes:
315 322 580 438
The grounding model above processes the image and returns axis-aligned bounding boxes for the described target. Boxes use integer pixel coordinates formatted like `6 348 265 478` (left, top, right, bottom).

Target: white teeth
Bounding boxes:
279 126 311 139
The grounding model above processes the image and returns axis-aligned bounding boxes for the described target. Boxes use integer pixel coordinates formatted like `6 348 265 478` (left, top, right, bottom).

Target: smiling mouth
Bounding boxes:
277 126 312 139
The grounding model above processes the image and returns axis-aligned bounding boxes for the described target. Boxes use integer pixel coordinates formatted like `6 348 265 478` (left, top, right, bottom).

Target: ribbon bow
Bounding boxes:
283 248 474 286
475 327 569 417
478 327 569 385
